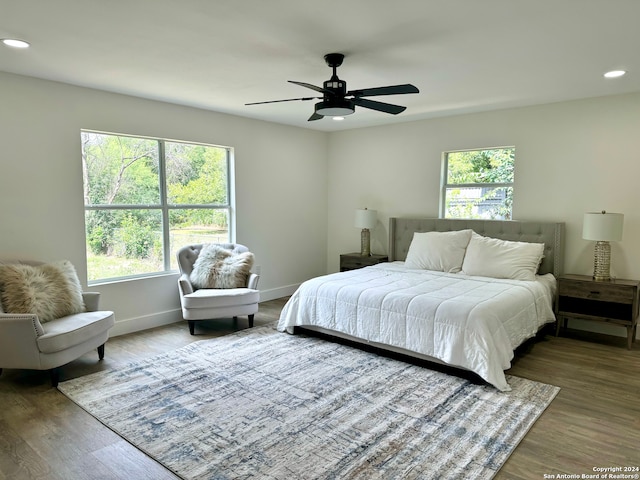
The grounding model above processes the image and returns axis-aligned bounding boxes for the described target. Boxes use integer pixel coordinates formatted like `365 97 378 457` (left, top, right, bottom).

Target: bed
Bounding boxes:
277 218 564 391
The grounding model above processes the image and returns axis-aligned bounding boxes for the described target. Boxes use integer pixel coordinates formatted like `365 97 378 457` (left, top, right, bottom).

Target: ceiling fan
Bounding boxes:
245 53 419 121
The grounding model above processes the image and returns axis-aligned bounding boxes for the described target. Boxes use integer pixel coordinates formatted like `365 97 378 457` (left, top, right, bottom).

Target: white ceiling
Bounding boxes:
1 0 639 132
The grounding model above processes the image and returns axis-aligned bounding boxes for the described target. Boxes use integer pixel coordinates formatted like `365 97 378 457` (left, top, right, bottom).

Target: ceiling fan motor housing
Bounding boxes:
323 77 347 95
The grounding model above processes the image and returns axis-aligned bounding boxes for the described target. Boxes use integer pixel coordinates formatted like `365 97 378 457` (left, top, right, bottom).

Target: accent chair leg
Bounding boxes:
248 314 254 328
97 343 105 360
188 320 195 335
50 368 60 388
0 368 3 377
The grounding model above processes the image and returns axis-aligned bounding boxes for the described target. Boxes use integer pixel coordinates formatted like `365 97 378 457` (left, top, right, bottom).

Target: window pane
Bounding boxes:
165 142 228 205
169 209 229 270
82 132 160 205
447 148 514 185
86 209 163 281
445 186 513 220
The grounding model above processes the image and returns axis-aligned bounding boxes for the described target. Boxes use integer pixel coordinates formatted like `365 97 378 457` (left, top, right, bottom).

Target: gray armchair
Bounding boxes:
0 261 115 387
177 243 260 335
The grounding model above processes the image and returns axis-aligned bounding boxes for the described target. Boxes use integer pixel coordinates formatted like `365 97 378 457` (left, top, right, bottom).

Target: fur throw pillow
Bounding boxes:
0 261 85 323
190 244 254 289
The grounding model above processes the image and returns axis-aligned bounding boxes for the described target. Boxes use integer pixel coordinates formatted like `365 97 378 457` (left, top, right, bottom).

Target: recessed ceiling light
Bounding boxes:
332 116 345 121
604 70 626 78
2 38 30 48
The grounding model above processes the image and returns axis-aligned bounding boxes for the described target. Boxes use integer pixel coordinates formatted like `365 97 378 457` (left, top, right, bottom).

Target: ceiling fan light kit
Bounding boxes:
246 53 419 121
315 99 355 116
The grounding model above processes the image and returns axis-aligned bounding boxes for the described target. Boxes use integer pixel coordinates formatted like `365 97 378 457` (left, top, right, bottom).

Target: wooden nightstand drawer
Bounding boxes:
340 253 388 272
558 279 636 303
341 257 368 270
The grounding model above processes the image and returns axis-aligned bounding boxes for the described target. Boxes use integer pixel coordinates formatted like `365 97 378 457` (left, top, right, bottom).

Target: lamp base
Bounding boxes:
360 228 371 256
592 240 612 281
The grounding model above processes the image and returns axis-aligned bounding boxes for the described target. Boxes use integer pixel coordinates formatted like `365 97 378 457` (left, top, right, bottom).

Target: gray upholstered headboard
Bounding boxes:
389 218 565 277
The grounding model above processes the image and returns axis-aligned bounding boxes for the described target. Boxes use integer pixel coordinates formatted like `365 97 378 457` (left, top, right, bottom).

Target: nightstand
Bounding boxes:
556 274 639 349
340 253 388 272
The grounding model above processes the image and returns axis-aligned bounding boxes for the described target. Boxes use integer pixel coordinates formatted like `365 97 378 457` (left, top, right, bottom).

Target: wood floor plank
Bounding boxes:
0 419 58 480
1 297 638 479
91 441 180 480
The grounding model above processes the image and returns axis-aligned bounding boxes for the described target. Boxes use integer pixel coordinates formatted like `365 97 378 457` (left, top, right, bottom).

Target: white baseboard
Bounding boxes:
108 283 639 342
109 284 301 337
259 284 299 302
109 286 639 343
110 309 184 337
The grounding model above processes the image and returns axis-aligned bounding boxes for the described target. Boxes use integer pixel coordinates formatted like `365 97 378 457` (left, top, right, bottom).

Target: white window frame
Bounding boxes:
82 130 234 284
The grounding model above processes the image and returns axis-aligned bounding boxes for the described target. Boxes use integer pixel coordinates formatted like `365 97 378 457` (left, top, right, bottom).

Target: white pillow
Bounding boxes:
460 232 544 281
405 229 473 273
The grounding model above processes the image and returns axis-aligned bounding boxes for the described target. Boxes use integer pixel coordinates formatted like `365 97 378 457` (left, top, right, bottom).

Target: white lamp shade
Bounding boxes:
583 212 624 241
355 208 377 230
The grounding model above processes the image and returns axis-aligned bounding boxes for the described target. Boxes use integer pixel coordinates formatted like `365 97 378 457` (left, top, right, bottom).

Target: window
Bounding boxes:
81 131 233 283
441 147 515 220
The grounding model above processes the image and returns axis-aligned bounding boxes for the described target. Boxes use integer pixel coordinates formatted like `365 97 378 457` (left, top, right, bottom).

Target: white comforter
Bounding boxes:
277 262 556 391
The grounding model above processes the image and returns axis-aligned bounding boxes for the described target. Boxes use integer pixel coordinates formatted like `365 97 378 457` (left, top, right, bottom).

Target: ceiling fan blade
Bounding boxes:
352 98 406 115
245 97 318 105
348 84 419 98
308 112 323 121
288 80 333 95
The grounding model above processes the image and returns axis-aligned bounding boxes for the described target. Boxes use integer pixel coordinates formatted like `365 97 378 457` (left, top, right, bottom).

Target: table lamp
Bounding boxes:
355 208 377 256
582 211 624 281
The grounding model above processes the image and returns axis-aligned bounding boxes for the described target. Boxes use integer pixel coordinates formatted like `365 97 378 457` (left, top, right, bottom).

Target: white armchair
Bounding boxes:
0 265 115 387
177 243 260 335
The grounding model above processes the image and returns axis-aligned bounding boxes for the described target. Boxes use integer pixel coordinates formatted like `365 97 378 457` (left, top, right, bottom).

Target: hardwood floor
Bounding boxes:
1 297 638 479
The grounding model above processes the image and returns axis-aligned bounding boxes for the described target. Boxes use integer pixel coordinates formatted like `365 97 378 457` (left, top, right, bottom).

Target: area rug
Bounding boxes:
58 325 559 480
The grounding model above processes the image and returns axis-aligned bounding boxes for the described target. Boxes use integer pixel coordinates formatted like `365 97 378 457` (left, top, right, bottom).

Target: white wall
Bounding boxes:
0 72 328 335
3 69 639 340
327 92 640 338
